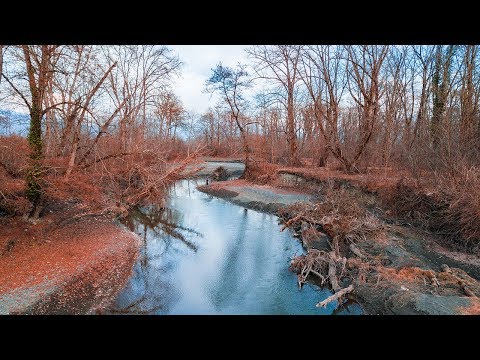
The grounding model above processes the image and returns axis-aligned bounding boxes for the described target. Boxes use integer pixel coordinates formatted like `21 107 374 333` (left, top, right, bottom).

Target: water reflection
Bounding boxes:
109 178 363 315
125 205 202 253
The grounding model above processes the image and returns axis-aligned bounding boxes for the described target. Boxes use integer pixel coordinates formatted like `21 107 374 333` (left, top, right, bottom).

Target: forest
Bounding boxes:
1 45 480 315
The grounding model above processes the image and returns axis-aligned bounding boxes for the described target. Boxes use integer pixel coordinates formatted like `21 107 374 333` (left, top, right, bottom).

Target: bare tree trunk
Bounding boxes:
431 45 454 151
64 134 79 178
460 45 477 147
23 45 56 211
286 85 299 166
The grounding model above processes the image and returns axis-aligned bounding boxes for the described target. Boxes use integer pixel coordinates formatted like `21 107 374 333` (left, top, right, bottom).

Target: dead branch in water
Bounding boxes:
316 285 354 308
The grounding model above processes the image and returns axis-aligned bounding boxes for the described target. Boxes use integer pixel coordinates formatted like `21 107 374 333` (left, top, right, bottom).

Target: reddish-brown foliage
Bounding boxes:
243 160 278 184
0 136 31 215
0 135 29 177
380 169 480 252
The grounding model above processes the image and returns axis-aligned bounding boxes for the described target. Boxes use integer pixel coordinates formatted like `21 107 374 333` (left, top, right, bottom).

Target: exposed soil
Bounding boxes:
199 174 480 315
198 179 313 213
0 215 140 314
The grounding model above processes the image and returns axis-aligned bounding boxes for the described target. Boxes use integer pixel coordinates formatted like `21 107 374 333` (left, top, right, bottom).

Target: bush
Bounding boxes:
243 160 278 184
280 181 386 254
212 166 229 181
0 136 31 215
0 135 29 177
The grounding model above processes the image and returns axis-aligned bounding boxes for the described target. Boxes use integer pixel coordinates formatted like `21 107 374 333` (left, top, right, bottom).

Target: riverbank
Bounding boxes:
0 159 242 315
107 177 363 315
197 169 480 315
198 179 313 213
0 216 140 314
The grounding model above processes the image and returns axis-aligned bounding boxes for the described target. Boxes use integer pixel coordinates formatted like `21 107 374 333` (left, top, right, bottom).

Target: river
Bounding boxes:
108 177 362 315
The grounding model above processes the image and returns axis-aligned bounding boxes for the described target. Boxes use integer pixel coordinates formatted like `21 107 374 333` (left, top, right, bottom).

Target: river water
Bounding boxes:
109 178 362 315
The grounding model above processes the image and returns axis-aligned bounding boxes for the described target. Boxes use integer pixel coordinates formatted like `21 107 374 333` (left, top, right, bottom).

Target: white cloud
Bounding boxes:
169 45 254 114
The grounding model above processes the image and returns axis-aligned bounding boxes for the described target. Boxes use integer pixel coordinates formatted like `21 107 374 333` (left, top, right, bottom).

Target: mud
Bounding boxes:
198 179 313 214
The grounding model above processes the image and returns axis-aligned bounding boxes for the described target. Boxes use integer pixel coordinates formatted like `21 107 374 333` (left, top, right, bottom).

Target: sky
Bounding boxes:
168 45 253 114
0 45 260 119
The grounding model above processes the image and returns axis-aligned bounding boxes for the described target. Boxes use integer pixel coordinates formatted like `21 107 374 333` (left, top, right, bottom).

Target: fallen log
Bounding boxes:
328 251 341 292
316 285 354 308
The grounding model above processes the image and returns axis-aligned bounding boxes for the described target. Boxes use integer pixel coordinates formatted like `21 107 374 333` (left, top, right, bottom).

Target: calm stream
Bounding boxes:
109 177 362 315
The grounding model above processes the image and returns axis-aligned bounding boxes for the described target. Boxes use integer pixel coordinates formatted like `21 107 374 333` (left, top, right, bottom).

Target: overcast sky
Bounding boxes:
169 45 253 114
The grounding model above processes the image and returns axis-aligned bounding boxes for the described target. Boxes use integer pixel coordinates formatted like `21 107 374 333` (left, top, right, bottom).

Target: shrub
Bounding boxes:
0 135 29 177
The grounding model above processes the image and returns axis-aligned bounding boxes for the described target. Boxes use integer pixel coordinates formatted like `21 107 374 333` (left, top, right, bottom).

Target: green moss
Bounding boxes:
25 108 43 204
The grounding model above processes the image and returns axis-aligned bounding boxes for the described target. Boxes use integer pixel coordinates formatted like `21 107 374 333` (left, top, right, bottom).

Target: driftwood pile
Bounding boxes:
280 186 480 311
279 184 388 309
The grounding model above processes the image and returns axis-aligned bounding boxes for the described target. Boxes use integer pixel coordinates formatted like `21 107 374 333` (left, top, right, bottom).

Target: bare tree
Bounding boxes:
1 45 60 215
460 45 479 148
301 45 356 170
381 46 407 168
431 45 456 150
154 90 185 141
344 45 388 171
247 45 302 165
205 63 253 176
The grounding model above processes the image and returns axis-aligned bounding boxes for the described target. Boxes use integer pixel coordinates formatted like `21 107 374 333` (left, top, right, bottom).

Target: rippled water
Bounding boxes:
109 178 362 315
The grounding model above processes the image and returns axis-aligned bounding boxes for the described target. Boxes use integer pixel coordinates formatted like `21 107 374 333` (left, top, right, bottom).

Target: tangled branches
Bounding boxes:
281 182 388 309
290 249 355 308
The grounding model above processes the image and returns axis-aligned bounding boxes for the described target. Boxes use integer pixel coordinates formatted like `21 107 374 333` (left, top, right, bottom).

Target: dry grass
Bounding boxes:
378 266 439 285
380 167 480 252
0 135 29 178
380 179 443 228
437 165 480 248
275 165 410 192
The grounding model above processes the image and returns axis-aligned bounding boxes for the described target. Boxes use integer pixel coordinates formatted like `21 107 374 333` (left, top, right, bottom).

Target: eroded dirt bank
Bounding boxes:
0 217 140 314
198 174 480 315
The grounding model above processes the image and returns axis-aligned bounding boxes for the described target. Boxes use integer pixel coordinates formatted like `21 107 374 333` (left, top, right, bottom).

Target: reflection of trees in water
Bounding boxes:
127 205 202 253
112 205 203 314
208 209 248 309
